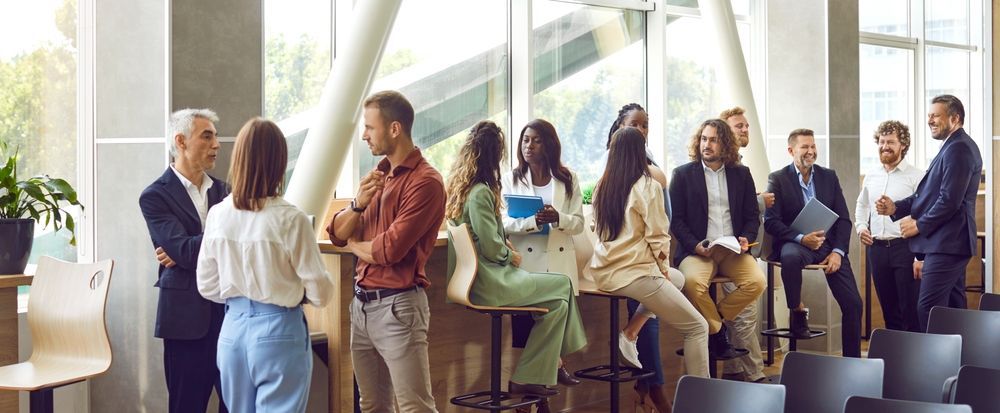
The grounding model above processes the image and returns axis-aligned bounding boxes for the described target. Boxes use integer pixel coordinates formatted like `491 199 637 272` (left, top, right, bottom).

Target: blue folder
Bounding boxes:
504 194 548 234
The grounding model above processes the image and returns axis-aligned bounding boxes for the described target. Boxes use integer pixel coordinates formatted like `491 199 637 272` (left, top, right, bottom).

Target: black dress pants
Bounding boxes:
868 238 920 332
163 303 228 413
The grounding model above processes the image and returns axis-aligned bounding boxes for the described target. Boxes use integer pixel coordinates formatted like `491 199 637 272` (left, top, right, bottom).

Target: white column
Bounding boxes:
699 0 768 189
284 0 403 220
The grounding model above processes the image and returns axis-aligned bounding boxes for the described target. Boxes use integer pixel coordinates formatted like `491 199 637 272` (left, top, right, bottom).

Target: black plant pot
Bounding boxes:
0 218 34 274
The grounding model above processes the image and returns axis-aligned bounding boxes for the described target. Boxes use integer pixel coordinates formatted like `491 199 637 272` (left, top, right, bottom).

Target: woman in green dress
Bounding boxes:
445 120 587 397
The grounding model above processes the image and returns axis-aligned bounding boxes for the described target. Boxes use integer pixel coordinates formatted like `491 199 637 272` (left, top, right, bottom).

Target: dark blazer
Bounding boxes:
669 161 760 266
139 168 229 340
893 128 982 256
764 164 852 261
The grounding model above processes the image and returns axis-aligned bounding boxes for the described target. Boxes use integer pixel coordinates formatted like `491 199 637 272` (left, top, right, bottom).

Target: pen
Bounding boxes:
746 242 760 247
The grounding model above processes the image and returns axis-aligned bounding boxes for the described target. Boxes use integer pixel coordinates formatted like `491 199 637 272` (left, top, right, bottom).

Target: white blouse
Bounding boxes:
197 196 333 308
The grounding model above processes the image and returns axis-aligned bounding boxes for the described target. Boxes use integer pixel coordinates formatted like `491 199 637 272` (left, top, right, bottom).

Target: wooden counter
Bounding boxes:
0 274 32 412
308 237 659 412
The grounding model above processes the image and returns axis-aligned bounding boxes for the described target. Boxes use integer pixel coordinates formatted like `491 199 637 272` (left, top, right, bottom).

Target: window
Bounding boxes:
531 2 645 185
0 0 79 277
859 0 984 170
359 0 509 178
263 0 332 121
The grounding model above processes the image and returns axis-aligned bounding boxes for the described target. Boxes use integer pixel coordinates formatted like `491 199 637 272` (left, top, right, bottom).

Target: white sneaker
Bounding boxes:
618 332 642 369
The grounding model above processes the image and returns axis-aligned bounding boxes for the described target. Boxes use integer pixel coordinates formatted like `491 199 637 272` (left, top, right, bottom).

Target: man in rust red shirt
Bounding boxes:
328 90 445 412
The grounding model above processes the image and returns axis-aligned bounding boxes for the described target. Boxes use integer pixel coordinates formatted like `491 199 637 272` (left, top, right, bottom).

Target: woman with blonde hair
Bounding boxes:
197 118 333 412
446 120 587 397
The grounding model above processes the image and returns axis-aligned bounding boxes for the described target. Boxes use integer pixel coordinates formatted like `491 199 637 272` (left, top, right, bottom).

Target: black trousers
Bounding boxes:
779 242 863 358
868 239 920 332
918 252 971 332
163 303 228 413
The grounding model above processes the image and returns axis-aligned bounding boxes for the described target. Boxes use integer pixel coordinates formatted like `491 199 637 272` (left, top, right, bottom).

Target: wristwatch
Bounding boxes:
350 199 366 213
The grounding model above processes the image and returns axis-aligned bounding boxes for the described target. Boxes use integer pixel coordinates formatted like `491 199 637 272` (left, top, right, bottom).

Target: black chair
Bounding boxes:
943 365 1000 413
845 396 971 413
926 307 1000 370
779 352 883 413
673 375 785 413
978 293 1000 311
866 328 962 402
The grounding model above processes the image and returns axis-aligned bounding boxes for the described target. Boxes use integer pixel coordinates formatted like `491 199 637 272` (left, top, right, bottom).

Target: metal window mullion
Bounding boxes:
549 0 654 11
510 0 533 169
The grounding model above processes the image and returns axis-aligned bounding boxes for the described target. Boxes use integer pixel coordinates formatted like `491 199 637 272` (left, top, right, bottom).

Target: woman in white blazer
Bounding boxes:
501 118 584 386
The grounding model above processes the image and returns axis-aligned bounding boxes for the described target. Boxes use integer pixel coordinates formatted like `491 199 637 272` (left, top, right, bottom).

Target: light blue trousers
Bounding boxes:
219 297 312 413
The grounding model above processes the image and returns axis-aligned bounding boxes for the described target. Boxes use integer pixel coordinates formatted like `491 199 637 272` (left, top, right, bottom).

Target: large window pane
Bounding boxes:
664 16 750 170
360 0 508 178
264 0 331 120
666 0 751 16
925 46 971 162
925 0 969 44
859 45 912 172
859 0 908 36
532 2 645 185
0 0 78 268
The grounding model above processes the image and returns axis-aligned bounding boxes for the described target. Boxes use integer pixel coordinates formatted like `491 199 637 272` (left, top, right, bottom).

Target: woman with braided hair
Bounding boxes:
602 103 680 412
445 120 588 398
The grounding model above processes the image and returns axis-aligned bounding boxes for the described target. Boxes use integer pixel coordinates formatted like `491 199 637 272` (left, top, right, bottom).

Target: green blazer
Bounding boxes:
449 184 542 307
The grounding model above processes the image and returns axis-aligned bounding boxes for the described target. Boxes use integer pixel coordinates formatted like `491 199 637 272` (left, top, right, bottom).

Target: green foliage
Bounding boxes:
581 181 596 205
265 33 330 120
376 48 418 78
0 140 82 245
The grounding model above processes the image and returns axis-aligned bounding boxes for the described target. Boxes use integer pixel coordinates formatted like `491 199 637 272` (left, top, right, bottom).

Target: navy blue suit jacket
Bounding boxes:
139 168 229 340
892 128 982 257
764 164 853 262
669 161 760 266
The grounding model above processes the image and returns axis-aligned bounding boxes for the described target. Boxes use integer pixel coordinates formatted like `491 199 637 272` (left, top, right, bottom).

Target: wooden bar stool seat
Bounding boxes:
446 223 550 412
0 256 114 413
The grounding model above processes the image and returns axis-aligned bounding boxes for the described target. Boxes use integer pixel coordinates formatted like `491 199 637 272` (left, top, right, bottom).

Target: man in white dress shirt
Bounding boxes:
856 120 924 332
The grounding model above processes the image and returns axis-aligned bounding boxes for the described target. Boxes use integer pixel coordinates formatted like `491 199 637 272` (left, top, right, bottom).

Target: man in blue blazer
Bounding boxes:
876 95 982 331
139 109 229 413
670 118 765 360
764 128 862 357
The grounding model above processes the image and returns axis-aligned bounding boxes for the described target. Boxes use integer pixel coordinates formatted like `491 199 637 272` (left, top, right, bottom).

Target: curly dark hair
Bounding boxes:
687 119 742 166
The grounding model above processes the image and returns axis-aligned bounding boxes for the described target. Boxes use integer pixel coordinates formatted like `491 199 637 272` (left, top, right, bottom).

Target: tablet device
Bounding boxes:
504 194 548 234
790 197 839 235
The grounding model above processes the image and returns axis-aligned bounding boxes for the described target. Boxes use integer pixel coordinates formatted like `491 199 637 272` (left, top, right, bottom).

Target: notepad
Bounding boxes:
504 194 548 235
790 197 839 235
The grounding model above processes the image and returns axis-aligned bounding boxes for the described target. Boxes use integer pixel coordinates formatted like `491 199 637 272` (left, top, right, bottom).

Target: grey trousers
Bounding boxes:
351 288 438 413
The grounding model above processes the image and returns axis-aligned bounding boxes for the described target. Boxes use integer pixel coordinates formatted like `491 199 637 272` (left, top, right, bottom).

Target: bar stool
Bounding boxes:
760 261 827 365
675 275 749 377
446 223 550 412
574 279 654 413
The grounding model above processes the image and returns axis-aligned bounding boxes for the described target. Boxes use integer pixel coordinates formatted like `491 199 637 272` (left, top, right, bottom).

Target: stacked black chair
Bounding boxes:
866 328 962 402
672 375 785 413
779 352 883 413
926 306 1000 370
943 365 1000 413
845 396 971 413
978 292 1000 311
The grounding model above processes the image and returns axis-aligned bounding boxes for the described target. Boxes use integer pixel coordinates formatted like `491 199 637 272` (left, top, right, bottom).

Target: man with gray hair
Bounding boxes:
139 108 229 412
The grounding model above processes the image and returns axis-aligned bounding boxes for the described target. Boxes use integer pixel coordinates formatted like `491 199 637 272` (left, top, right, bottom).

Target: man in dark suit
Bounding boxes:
671 118 765 360
764 128 862 357
876 95 982 331
139 108 229 412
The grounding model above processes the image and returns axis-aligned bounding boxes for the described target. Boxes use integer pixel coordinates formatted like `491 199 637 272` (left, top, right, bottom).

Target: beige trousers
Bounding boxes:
679 249 765 334
611 275 709 377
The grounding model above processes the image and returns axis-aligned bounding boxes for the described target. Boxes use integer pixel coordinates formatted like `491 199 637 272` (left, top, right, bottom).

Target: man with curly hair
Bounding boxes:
855 120 924 332
669 118 766 360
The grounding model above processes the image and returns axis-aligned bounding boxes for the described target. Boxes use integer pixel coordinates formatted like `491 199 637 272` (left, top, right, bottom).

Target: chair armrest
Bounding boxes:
941 374 958 403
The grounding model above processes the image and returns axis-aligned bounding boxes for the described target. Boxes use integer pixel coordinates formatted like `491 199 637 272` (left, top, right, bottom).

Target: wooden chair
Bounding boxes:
446 223 550 412
0 256 114 413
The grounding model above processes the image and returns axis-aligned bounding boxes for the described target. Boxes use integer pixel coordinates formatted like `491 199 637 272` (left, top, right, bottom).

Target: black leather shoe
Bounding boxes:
557 366 581 386
789 309 812 339
710 324 749 360
509 381 559 397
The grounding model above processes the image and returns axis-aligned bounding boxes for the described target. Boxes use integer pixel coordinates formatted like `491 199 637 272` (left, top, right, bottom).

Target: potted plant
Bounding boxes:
0 140 82 274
